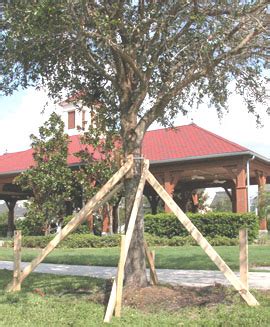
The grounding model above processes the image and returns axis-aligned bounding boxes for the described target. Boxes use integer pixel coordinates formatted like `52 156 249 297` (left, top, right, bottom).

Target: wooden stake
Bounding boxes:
104 160 149 323
144 240 158 285
12 230 21 292
146 170 259 306
6 158 133 292
239 228 249 290
115 235 126 318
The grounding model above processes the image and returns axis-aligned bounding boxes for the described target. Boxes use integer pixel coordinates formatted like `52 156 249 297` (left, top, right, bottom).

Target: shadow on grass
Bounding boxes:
0 269 108 300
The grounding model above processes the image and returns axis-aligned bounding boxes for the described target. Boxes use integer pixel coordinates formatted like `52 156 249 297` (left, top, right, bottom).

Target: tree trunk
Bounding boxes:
112 200 120 234
6 199 16 238
124 149 147 288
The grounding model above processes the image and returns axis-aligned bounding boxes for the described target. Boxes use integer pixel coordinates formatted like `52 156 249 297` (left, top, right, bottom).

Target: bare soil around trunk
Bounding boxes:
90 282 233 313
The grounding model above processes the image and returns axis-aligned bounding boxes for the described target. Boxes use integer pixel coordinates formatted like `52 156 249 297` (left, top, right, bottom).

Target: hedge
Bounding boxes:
19 233 121 248
144 212 259 242
3 232 239 249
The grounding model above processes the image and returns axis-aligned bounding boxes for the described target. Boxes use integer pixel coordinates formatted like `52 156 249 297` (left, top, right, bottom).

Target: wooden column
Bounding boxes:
87 214 94 233
236 168 248 213
231 184 237 213
256 172 267 231
146 194 160 215
102 206 110 235
5 199 17 238
164 172 175 213
191 192 199 213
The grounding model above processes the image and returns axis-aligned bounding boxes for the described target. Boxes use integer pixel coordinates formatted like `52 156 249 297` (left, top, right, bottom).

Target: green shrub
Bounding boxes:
16 232 239 249
20 233 121 249
62 215 90 234
16 217 44 236
144 212 259 242
0 212 8 224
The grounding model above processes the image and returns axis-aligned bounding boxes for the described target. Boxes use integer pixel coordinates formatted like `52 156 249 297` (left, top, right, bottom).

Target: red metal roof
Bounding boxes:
0 124 249 175
142 123 248 161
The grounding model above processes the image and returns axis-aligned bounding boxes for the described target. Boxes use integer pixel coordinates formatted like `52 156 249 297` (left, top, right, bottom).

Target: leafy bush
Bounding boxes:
62 215 90 234
16 216 44 236
20 233 121 249
16 232 239 249
0 212 8 224
15 215 90 237
144 212 259 242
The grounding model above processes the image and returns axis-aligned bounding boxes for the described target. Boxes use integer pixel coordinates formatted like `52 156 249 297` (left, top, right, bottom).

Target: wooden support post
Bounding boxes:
104 160 149 323
115 235 126 318
144 240 158 285
239 228 249 290
6 157 133 292
146 170 259 307
12 230 22 292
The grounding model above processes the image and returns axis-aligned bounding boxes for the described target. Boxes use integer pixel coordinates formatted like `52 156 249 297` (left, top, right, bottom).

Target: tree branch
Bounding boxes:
108 40 147 85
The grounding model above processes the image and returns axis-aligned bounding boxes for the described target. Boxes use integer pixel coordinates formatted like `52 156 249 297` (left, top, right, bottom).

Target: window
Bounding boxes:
68 111 75 129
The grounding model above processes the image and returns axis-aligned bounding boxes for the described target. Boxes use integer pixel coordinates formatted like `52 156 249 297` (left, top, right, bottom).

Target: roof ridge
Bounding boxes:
146 123 193 133
191 124 249 151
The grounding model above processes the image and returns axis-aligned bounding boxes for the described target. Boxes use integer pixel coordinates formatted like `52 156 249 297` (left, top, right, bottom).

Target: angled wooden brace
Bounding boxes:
6 156 133 292
146 169 259 307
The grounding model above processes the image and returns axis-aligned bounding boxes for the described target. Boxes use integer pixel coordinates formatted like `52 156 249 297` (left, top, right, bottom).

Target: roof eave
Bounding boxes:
149 151 270 165
0 162 82 177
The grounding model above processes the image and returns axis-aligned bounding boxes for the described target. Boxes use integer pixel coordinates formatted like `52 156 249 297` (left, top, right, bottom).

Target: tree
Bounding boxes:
16 113 76 235
1 1 269 288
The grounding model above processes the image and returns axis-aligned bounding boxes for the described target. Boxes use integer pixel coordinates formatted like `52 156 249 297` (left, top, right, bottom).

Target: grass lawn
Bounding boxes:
0 269 270 326
0 245 270 270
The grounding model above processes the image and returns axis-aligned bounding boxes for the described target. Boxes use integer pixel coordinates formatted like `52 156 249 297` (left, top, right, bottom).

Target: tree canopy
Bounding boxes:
1 1 269 151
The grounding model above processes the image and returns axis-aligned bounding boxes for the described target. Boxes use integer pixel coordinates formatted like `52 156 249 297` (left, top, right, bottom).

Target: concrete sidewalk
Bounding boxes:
1 260 269 289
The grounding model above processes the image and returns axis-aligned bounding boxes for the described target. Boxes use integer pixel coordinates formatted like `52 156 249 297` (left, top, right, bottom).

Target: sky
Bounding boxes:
0 87 269 158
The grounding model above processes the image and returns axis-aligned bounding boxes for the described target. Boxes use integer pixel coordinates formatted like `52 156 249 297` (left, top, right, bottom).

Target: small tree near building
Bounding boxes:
16 113 75 235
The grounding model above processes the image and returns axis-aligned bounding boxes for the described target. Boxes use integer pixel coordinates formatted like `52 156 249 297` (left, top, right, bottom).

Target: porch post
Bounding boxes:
102 206 110 235
231 185 237 213
146 194 160 215
5 199 17 238
236 168 248 213
164 172 175 213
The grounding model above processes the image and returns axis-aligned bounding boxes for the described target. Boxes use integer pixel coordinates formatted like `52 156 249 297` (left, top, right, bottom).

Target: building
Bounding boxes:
0 104 269 236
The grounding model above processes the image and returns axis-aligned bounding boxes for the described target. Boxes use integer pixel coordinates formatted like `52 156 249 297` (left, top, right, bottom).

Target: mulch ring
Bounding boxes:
90 282 234 313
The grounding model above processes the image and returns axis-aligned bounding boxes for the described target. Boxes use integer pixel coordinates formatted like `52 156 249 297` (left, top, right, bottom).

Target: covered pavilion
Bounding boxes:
0 123 269 235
